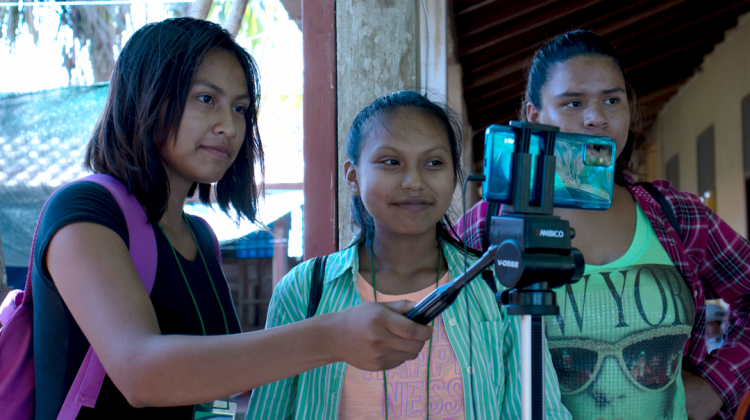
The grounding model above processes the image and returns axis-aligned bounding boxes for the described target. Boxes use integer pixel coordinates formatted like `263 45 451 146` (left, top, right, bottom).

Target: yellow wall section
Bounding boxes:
657 13 750 237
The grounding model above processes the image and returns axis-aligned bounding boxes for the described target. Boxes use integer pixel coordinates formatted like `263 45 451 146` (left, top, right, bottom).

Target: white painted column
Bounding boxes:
420 0 447 98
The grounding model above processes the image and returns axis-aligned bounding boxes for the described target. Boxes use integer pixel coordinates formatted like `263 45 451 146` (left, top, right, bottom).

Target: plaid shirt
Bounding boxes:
452 179 750 419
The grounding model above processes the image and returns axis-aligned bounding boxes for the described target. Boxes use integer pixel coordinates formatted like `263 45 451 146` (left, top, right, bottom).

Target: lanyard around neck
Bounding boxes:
369 244 441 420
158 214 229 336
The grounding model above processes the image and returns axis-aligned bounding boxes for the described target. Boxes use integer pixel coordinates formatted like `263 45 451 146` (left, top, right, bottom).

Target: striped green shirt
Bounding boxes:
246 241 572 420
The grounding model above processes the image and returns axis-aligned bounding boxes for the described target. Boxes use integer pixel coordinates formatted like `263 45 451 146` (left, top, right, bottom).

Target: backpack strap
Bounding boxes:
639 182 684 244
306 256 327 319
482 202 500 252
481 202 500 295
481 270 498 295
57 174 157 420
191 215 223 268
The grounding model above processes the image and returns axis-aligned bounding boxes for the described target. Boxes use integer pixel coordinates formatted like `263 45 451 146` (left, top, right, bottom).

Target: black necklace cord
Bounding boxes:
158 214 229 336
370 246 440 419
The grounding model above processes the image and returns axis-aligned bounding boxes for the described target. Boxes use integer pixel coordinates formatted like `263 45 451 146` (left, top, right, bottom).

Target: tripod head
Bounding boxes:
405 120 601 420
404 121 586 324
491 121 584 316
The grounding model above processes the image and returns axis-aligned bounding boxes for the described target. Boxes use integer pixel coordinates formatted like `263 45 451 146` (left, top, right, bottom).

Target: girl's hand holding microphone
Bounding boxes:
321 300 432 371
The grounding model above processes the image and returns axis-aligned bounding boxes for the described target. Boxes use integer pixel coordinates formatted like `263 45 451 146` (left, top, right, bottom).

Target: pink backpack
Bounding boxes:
0 174 222 420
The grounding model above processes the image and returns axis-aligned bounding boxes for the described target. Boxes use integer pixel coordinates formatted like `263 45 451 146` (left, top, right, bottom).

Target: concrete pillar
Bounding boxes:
420 0 447 98
336 0 421 248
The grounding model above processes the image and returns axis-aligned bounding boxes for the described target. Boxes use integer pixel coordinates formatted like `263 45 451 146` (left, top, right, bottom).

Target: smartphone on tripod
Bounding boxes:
406 123 616 324
482 124 616 210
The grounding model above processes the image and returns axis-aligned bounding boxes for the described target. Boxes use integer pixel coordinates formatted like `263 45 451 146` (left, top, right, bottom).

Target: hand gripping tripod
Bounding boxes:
406 121 584 420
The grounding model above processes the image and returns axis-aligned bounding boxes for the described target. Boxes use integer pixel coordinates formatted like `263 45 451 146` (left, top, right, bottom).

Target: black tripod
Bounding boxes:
490 121 583 420
405 121 584 420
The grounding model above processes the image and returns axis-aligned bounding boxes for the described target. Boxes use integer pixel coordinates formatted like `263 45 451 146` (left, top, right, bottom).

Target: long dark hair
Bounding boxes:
521 30 639 185
85 17 264 223
346 90 470 252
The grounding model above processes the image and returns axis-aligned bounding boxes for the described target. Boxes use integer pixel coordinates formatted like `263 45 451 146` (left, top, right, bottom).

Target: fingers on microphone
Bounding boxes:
380 305 432 342
381 300 415 315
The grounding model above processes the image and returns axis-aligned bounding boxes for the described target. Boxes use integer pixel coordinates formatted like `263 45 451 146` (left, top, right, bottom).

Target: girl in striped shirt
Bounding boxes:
247 91 571 420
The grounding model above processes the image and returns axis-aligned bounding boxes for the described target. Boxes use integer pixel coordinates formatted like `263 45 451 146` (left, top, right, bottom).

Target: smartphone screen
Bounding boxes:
482 125 615 210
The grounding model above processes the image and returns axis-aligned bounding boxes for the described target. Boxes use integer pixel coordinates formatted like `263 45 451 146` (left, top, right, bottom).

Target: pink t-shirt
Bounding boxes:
338 272 466 420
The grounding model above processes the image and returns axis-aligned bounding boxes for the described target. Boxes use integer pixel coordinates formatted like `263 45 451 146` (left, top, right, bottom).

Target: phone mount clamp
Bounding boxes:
405 121 584 420
492 121 584 420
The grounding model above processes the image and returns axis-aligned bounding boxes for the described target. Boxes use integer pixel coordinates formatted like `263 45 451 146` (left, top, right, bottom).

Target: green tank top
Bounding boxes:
545 203 694 419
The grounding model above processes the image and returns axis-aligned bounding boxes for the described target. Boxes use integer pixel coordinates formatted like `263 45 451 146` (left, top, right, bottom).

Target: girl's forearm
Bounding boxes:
118 314 336 408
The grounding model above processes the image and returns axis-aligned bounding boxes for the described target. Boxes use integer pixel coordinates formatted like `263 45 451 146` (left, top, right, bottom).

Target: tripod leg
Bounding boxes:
532 315 545 420
521 315 532 420
521 315 546 420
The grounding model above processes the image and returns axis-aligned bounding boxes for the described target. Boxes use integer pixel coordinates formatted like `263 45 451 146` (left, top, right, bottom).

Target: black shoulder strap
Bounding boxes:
481 270 498 294
483 202 500 252
481 202 500 295
306 255 327 319
639 182 684 243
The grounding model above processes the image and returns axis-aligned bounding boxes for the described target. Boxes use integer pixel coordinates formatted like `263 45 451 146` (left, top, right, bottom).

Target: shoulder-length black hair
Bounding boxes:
521 30 640 185
346 90 471 252
85 17 263 223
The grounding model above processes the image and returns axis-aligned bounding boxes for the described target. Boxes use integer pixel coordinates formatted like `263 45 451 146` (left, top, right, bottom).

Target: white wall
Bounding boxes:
657 13 750 237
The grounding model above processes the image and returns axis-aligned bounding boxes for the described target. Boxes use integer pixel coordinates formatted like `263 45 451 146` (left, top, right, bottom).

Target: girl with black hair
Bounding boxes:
247 90 572 420
455 30 750 420
33 18 432 419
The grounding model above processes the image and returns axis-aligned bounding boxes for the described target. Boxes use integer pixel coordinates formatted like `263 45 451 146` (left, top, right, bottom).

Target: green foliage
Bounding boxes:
241 2 263 50
0 0 279 86
59 4 129 82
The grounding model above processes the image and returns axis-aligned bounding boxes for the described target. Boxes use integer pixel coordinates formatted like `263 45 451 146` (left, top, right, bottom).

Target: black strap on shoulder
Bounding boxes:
481 202 501 294
481 270 498 294
639 182 684 243
307 255 327 319
483 202 500 252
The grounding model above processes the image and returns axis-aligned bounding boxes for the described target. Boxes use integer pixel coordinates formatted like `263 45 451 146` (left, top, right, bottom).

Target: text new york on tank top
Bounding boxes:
546 264 694 420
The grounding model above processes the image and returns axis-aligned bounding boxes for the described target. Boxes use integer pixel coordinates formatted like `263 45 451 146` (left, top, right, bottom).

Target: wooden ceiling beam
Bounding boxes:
615 0 750 55
471 104 527 133
455 0 557 39
457 0 750 142
453 0 497 15
636 81 686 105
467 85 525 116
458 0 654 73
464 67 526 102
586 0 691 36
460 7 719 100
611 0 747 51
473 108 521 130
460 0 689 91
462 47 531 90
625 33 725 75
458 0 608 57
470 89 525 117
